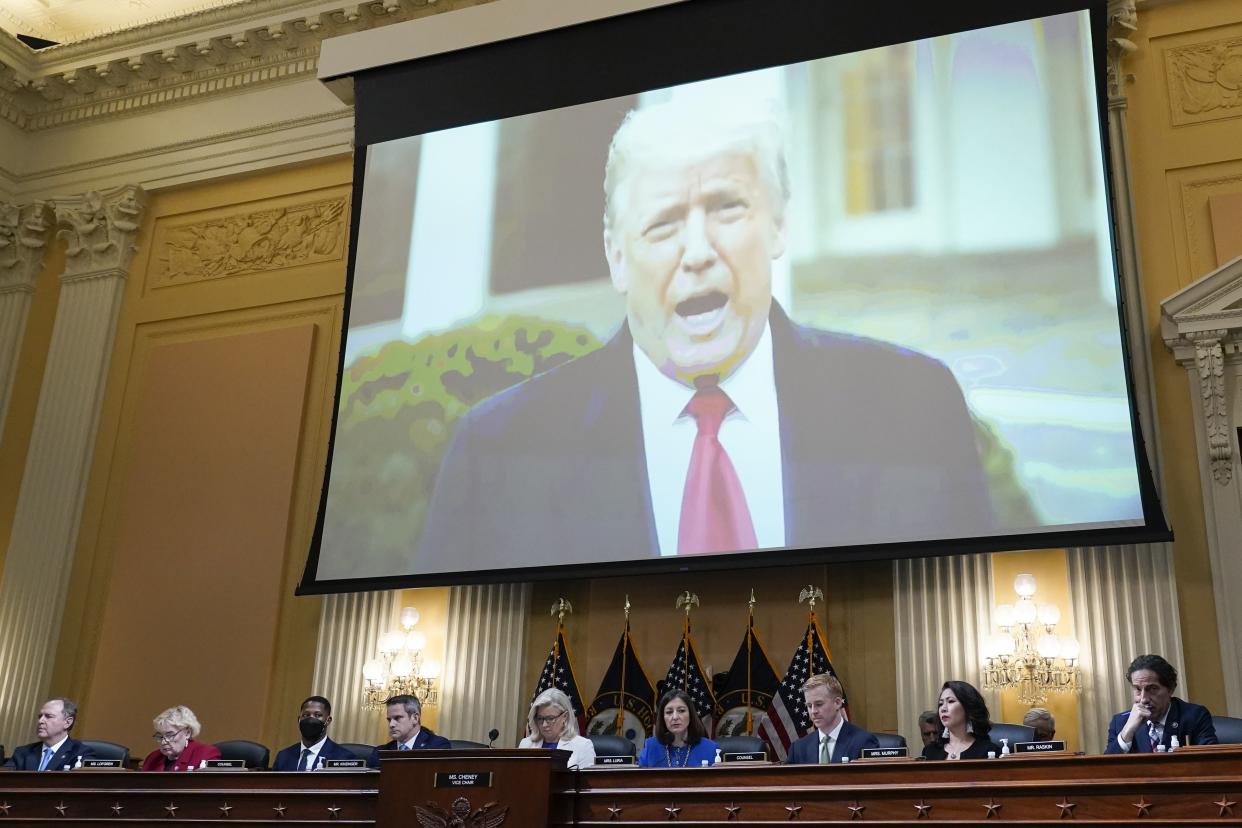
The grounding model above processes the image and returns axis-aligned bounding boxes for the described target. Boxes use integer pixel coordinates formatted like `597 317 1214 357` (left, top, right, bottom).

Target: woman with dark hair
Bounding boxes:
637 690 719 768
921 681 1001 760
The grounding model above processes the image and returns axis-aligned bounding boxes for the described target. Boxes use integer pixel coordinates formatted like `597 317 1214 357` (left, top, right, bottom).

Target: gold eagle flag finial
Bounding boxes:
798 585 824 611
549 598 573 623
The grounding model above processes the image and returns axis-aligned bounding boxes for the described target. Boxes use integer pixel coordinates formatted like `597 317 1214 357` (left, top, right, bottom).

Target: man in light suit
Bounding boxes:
272 695 357 771
417 99 992 570
367 694 451 768
1105 654 1217 753
4 698 95 770
787 673 878 764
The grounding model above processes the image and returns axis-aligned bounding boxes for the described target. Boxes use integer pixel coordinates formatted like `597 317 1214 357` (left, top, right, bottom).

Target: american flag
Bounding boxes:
757 617 842 761
662 629 717 734
531 627 586 731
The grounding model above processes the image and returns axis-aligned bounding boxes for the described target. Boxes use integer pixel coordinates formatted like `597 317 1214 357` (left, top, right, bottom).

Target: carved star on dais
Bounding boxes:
164 803 179 817
785 803 803 818
607 804 623 820
0 802 11 816
326 805 341 819
847 801 865 820
914 800 932 818
724 803 741 819
664 803 681 819
110 803 123 816
271 804 287 818
1132 797 1152 817
983 798 1002 818
1216 796 1237 818
54 802 68 817
219 803 233 817
1055 798 1076 819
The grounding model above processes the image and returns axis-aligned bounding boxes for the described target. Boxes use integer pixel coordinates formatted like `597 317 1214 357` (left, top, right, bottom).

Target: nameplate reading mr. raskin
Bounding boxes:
1014 741 1066 754
434 772 493 788
860 747 909 759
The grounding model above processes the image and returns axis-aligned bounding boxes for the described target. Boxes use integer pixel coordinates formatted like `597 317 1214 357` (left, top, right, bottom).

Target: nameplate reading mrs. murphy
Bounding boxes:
861 747 909 759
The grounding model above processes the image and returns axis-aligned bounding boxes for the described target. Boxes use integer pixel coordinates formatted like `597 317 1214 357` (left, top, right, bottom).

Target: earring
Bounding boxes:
942 726 950 739
967 722 974 735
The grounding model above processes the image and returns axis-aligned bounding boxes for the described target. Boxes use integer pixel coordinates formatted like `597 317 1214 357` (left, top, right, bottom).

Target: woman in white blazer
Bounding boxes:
518 688 596 769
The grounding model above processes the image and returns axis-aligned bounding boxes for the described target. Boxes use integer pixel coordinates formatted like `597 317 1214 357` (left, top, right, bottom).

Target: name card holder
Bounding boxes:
201 759 248 770
434 772 493 788
75 759 125 770
1014 741 1066 754
722 751 767 763
860 747 909 760
321 759 368 770
594 755 635 766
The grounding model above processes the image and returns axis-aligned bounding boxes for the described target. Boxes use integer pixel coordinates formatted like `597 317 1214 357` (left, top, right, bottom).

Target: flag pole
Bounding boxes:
798 585 823 664
746 588 756 735
675 591 699 692
617 595 630 734
549 598 572 666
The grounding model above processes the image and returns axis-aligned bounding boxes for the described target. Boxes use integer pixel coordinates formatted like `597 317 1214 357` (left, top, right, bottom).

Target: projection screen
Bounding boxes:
300 0 1169 591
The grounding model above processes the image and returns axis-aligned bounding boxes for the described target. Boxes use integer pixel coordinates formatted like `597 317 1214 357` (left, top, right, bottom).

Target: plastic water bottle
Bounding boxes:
841 756 850 764
1169 736 1180 751
1155 744 1168 753
700 759 709 767
1000 738 1010 757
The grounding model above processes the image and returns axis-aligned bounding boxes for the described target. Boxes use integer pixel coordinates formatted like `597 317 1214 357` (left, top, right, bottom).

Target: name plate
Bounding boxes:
202 759 247 770
596 755 635 766
723 751 766 762
321 759 367 770
434 772 492 788
861 747 909 759
77 759 124 770
1014 740 1066 754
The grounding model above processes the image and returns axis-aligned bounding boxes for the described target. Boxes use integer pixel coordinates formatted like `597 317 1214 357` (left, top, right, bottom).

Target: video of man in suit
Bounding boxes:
315 9 1146 582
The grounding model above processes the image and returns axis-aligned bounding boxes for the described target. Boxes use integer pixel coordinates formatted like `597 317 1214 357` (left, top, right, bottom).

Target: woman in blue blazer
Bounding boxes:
638 690 718 768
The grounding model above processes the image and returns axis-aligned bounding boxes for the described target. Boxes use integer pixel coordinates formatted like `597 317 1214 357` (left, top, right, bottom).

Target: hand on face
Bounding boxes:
606 151 784 387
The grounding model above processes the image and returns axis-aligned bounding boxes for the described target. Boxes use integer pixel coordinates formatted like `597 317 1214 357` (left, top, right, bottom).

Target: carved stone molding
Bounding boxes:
53 186 146 279
153 194 348 287
0 200 53 293
1187 330 1233 484
1165 35 1242 126
1107 0 1138 105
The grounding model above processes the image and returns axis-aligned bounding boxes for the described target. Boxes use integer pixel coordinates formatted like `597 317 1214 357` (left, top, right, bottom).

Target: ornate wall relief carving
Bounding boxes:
1165 35 1242 126
1107 0 1137 103
153 194 348 286
0 200 52 292
53 185 145 279
1188 330 1234 485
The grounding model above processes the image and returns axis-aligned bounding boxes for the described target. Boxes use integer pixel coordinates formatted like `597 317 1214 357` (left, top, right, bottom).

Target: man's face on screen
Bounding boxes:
605 150 784 386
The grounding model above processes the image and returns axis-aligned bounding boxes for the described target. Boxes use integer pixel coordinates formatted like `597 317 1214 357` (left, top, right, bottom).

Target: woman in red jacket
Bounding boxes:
142 705 222 771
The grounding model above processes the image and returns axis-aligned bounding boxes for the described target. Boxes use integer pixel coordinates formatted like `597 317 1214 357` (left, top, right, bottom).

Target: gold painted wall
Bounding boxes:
1123 0 1242 711
49 157 352 753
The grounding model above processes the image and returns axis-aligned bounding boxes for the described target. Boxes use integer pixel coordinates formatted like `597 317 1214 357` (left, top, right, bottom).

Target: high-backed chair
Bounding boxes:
988 722 1036 746
212 740 270 770
1212 715 1242 744
715 735 766 757
447 739 489 749
339 743 375 762
873 733 907 751
587 734 637 759
79 740 130 765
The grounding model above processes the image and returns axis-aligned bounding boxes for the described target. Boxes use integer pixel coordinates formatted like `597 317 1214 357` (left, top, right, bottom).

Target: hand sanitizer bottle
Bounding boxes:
1169 735 1180 751
74 756 83 769
200 759 208 769
1000 738 1010 757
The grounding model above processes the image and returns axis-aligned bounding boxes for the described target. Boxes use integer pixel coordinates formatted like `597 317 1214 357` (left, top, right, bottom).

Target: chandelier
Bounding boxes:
361 607 441 710
982 574 1082 706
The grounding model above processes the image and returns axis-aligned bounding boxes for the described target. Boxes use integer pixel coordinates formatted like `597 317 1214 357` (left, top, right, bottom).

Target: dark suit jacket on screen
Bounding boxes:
5 738 95 770
272 738 356 771
416 303 993 571
366 727 452 768
787 720 880 764
1104 697 1217 753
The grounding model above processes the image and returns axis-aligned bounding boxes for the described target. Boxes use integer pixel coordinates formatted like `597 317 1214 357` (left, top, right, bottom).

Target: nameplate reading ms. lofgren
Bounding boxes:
434 772 493 788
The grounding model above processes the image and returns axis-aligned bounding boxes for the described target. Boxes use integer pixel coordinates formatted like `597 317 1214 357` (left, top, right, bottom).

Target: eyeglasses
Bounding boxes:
152 729 186 744
535 713 565 725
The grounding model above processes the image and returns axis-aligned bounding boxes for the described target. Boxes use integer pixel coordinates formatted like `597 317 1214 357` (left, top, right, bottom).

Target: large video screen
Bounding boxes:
302 0 1168 590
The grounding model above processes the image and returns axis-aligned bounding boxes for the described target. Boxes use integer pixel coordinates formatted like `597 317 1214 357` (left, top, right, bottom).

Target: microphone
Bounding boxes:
488 728 499 748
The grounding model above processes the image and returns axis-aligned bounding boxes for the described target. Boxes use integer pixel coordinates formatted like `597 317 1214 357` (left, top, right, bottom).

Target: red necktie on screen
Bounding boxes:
677 386 757 554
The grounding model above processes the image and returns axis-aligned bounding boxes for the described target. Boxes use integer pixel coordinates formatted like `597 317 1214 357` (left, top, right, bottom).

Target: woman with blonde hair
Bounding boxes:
517 688 595 769
141 705 222 771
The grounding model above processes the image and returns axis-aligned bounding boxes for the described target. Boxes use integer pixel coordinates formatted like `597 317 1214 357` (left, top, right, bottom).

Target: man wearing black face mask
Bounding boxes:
272 696 356 771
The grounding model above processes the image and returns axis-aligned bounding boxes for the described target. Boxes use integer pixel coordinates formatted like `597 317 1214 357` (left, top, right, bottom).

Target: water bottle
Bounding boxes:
700 759 709 767
1169 736 1180 751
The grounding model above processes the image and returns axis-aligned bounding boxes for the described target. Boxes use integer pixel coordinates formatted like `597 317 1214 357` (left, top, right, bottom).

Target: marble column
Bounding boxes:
436 583 532 748
311 590 398 743
0 200 53 441
0 186 145 748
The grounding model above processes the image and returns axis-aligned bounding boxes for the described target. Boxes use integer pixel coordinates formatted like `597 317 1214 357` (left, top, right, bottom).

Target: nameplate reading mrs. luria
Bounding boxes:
434 772 493 788
596 755 635 765
1014 741 1066 754
860 747 909 759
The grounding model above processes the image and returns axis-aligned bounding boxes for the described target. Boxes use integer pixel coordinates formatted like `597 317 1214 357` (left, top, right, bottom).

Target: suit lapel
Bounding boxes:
47 740 75 771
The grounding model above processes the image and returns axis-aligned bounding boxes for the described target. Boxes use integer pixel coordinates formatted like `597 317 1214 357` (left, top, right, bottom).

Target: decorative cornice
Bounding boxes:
0 0 496 133
0 200 53 291
53 186 146 279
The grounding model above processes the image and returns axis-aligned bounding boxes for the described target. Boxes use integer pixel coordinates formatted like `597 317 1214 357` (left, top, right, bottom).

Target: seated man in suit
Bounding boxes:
367 694 450 768
5 697 95 770
787 674 878 764
1023 707 1056 742
272 695 356 771
918 710 939 748
1105 654 1218 753
416 97 993 571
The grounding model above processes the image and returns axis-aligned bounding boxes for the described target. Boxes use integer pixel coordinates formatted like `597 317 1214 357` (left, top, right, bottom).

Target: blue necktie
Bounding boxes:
297 748 312 771
38 747 53 771
399 744 410 750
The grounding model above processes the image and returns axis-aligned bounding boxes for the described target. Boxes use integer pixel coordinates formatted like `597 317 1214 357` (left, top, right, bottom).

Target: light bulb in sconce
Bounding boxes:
406 630 427 652
1013 573 1037 597
1060 638 1081 661
1014 599 1038 625
399 607 421 630
420 660 442 680
390 655 414 678
995 604 1015 628
1037 604 1061 626
363 659 387 684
